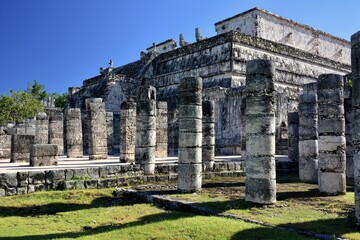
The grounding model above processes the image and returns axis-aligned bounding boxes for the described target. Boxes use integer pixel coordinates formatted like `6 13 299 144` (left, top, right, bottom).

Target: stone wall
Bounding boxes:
0 162 245 197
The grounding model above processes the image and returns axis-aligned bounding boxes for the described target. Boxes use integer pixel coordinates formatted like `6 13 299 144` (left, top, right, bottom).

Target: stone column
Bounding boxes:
135 86 156 174
344 98 354 178
287 112 299 162
86 98 108 160
245 60 276 204
49 111 64 156
35 112 49 144
10 135 34 163
0 135 11 159
298 93 318 183
178 77 203 193
65 108 83 158
156 101 168 158
317 74 346 195
351 31 360 224
202 100 215 171
106 112 114 155
30 144 58 166
120 100 136 163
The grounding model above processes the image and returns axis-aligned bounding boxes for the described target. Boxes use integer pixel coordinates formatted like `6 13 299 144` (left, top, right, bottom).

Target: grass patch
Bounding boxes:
171 175 359 239
0 188 310 239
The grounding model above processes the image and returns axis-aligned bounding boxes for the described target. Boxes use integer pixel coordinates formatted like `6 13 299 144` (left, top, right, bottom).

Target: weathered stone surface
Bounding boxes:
178 77 202 193
65 108 83 158
317 74 345 194
156 101 168 158
202 102 215 171
35 112 49 144
11 135 35 163
0 135 11 159
287 112 299 162
344 98 354 179
120 100 136 163
245 60 276 204
49 111 64 156
30 144 58 166
106 112 114 155
135 86 156 174
298 93 318 183
86 98 108 160
352 31 360 225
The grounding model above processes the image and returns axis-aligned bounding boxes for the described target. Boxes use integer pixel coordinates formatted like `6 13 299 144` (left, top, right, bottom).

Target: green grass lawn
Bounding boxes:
0 188 311 240
172 175 360 240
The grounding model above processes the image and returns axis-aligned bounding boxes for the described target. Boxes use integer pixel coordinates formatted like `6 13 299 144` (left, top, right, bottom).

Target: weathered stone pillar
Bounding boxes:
30 144 58 166
202 100 215 171
120 100 136 163
178 77 202 193
298 93 318 183
49 111 64 156
351 31 360 224
10 135 34 163
345 98 354 178
135 86 156 174
156 101 168 158
245 60 276 204
0 135 11 159
287 112 299 162
86 98 108 160
106 112 114 155
65 108 83 158
317 74 346 195
35 112 49 144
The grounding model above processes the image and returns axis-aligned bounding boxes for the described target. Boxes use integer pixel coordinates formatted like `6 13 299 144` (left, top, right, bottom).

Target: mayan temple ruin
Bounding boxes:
2 7 360 229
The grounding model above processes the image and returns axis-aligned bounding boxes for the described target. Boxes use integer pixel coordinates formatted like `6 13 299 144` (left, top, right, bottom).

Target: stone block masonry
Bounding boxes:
0 135 11 159
351 31 360 225
106 112 114 155
65 108 83 158
35 112 49 144
86 98 108 160
287 112 299 162
135 86 157 174
245 59 276 204
178 77 203 193
317 74 346 195
298 93 318 183
156 101 168 158
11 135 35 163
30 144 58 166
49 111 64 156
202 100 215 171
120 99 136 163
344 98 353 178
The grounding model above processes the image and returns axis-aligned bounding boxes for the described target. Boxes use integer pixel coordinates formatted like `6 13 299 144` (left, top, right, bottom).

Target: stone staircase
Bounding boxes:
276 139 288 155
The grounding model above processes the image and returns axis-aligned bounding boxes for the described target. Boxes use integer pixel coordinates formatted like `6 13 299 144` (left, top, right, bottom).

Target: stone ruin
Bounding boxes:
1 7 360 224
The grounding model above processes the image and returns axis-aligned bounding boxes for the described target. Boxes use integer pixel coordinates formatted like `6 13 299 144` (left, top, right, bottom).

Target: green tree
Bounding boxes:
53 92 69 108
0 91 44 124
26 80 48 101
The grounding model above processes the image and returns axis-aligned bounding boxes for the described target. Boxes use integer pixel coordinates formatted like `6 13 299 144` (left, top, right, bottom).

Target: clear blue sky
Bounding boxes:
0 0 359 95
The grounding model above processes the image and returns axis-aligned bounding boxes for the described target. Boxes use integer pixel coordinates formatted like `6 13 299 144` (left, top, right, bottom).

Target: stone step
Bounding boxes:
276 150 288 155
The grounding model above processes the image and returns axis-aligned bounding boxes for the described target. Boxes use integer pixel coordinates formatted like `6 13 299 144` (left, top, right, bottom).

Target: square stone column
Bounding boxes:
135 86 157 174
65 108 83 158
11 135 34 163
85 98 108 160
178 77 203 193
245 59 276 205
351 31 360 225
49 111 64 156
202 100 215 171
317 74 346 195
156 101 168 158
35 112 49 144
120 99 136 163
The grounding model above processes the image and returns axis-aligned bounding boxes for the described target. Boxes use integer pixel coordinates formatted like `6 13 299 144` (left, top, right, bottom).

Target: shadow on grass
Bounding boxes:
0 196 142 217
0 211 195 240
